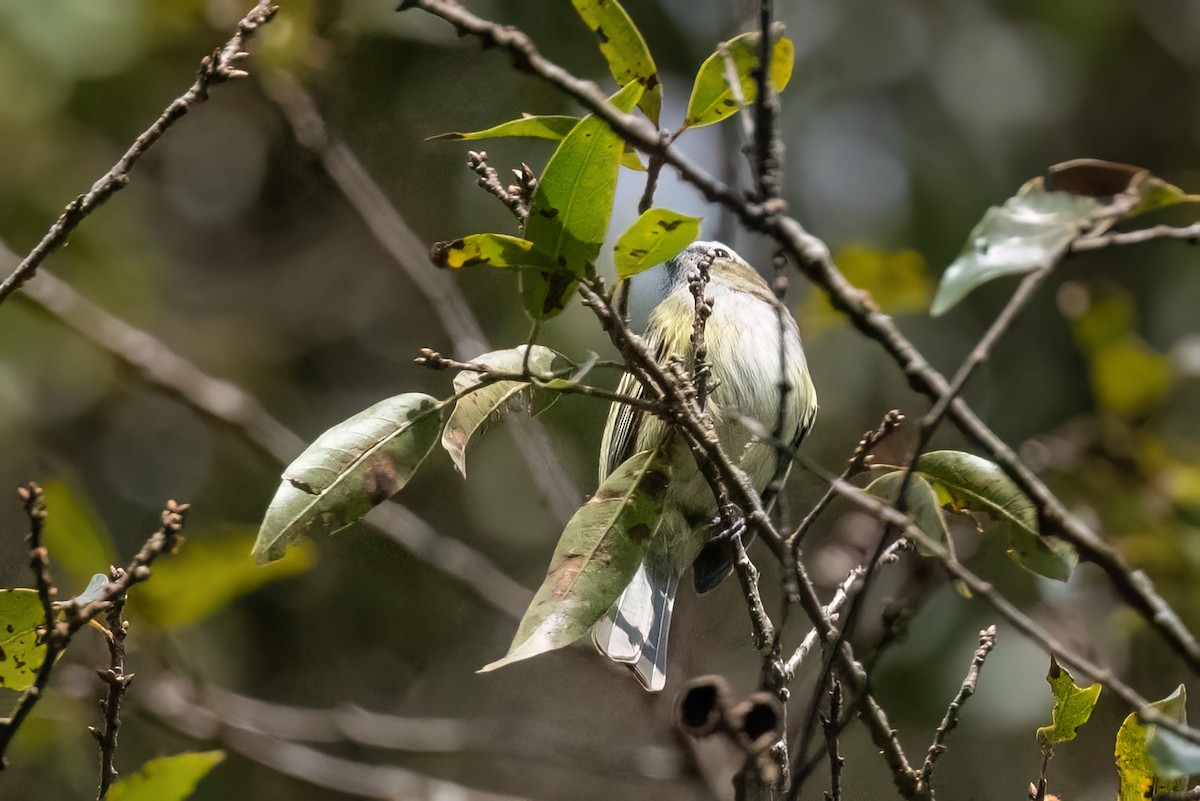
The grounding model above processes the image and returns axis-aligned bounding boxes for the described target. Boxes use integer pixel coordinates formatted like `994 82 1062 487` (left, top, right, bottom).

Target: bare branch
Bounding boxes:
0 1 278 306
93 570 131 800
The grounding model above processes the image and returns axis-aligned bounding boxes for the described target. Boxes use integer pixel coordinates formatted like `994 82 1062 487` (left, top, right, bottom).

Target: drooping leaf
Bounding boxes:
931 160 1193 315
1037 658 1101 757
430 234 554 271
131 527 314 629
428 115 645 171
613 208 702 279
41 478 118 586
480 448 676 672
0 589 47 692
442 345 568 476
684 25 794 129
915 450 1077 581
865 471 953 558
569 0 662 124
1115 685 1188 801
253 394 442 564
522 80 644 319
107 751 226 801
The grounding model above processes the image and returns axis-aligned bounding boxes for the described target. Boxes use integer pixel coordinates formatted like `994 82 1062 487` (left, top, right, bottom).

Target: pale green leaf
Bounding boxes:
1115 685 1188 801
915 450 1077 581
0 589 47 692
481 448 677 671
132 527 314 629
522 80 644 319
570 0 661 124
429 115 645 171
865 471 953 558
684 26 794 129
108 751 225 801
442 345 567 476
1147 728 1200 781
1036 657 1101 757
253 394 442 563
430 233 554 270
613 208 702 279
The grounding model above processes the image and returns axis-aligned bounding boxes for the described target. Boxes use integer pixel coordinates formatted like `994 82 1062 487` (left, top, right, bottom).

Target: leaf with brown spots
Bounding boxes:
613 207 702 278
569 0 662 124
441 345 569 476
430 233 554 271
684 25 795 129
0 589 48 691
253 394 442 563
481 447 679 672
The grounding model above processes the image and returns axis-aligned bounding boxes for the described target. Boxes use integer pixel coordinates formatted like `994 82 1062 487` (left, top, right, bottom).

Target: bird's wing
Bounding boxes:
598 324 669 482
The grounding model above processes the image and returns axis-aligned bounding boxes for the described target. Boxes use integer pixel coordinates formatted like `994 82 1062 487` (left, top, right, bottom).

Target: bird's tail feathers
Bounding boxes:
592 561 679 692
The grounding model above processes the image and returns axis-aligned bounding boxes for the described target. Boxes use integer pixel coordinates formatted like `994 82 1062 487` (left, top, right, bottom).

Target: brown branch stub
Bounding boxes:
0 0 278 306
467 150 531 226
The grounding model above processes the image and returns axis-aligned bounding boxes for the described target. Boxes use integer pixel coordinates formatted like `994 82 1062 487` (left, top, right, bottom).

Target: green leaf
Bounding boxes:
108 751 225 801
253 393 442 564
684 26 794 129
480 448 677 672
41 478 117 587
0 589 47 692
613 208 703 279
807 247 933 336
522 80 644 320
430 234 555 270
1147 727 1200 781
429 114 645 171
865 471 953 558
1036 657 1101 757
915 450 1078 581
441 345 567 476
131 527 314 629
931 160 1194 315
1115 685 1188 801
569 0 661 124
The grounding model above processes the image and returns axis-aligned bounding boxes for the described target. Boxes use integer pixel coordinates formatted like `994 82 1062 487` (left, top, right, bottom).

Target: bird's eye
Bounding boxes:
711 247 730 260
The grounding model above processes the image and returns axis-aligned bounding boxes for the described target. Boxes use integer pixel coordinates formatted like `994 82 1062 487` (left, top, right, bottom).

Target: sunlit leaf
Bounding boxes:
131 527 314 629
522 80 643 320
253 394 442 564
569 0 662 124
1115 685 1188 801
480 448 676 672
430 233 554 271
0 589 47 692
442 345 568 477
865 471 953 558
613 208 702 279
429 115 645 171
915 451 1077 580
684 25 794 129
41 478 117 586
108 751 225 801
1037 657 1101 757
932 160 1195 315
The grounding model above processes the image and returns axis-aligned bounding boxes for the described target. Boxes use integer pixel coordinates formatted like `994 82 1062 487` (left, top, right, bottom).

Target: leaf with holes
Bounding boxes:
480 448 677 672
430 234 555 271
108 751 225 801
613 208 703 279
442 345 569 476
684 25 794 129
1037 657 1101 758
0 589 47 692
915 450 1077 580
1116 685 1188 801
253 394 442 563
522 80 644 320
931 160 1193 315
569 0 661 124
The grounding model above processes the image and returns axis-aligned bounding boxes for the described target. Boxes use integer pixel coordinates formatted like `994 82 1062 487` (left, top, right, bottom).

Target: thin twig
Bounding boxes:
1070 221 1200 252
93 569 131 800
0 1 278 306
399 0 1200 675
467 150 533 225
916 626 998 793
822 680 844 801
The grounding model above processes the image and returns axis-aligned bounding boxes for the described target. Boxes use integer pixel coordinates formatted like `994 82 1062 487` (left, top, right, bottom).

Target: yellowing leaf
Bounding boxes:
684 26 794 129
0 589 47 692
1037 658 1101 757
569 0 661 124
1115 685 1188 801
807 246 932 336
613 208 702 279
108 751 225 801
430 234 553 270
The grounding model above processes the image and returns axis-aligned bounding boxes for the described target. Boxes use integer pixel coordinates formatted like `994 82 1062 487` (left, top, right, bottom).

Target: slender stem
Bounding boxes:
95 573 131 800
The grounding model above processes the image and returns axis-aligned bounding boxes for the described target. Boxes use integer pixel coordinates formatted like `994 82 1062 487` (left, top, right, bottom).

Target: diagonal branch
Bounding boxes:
0 1 278 306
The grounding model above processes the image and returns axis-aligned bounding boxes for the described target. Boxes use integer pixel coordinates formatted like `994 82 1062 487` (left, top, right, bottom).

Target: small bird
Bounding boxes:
591 241 818 691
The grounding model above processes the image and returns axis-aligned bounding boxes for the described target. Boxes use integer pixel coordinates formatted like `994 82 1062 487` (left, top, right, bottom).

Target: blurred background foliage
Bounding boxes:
0 0 1199 799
